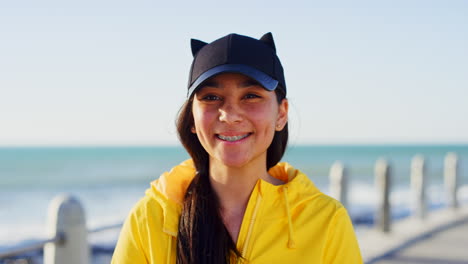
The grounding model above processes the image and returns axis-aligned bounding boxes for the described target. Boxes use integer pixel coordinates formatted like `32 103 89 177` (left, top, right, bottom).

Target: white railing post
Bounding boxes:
44 194 90 264
411 155 427 219
444 152 459 209
375 159 391 233
329 161 348 209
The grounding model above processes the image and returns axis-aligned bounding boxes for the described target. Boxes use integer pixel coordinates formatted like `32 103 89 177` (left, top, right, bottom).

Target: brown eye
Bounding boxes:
202 94 221 101
244 93 261 99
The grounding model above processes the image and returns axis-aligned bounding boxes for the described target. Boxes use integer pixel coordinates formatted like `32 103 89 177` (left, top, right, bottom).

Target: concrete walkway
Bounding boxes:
371 219 468 264
359 206 468 264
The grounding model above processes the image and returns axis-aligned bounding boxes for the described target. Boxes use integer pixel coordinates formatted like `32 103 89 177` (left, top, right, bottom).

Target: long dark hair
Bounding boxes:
176 87 288 264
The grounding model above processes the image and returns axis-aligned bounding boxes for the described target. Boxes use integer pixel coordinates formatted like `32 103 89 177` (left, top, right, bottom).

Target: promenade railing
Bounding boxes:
0 194 122 264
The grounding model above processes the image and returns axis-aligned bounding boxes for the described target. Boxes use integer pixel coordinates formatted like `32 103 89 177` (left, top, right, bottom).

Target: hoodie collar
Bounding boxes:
146 160 315 238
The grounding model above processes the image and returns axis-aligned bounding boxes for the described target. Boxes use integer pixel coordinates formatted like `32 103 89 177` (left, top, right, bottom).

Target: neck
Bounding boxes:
208 157 284 213
207 157 285 242
209 161 261 209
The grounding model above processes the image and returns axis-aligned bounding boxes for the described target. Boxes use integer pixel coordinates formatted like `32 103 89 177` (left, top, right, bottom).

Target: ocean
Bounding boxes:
1 144 467 259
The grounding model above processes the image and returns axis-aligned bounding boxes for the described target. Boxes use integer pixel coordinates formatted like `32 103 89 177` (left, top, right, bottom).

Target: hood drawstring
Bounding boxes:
282 186 296 249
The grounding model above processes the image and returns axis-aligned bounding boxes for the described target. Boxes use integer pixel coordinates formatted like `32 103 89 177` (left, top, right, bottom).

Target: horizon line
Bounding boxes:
1 142 468 148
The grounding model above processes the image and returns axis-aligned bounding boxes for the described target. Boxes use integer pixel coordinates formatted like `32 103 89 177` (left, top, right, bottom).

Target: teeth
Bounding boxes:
217 134 249 142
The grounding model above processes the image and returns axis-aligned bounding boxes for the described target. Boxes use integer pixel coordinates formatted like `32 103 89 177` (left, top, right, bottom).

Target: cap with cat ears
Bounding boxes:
187 32 286 97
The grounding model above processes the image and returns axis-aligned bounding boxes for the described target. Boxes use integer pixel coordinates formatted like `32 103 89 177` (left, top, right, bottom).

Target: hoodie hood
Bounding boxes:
145 159 321 240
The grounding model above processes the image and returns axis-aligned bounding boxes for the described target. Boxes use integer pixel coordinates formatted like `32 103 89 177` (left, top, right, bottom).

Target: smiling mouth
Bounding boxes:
216 133 251 142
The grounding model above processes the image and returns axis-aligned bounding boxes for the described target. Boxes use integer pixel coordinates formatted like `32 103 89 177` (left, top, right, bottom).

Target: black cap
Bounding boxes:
187 32 286 97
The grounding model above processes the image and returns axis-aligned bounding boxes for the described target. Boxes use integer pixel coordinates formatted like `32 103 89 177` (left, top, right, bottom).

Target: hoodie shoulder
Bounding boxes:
147 159 196 205
134 160 197 237
272 162 344 212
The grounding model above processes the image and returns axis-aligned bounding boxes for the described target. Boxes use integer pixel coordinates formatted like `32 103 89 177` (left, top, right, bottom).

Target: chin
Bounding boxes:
215 153 265 169
219 159 250 168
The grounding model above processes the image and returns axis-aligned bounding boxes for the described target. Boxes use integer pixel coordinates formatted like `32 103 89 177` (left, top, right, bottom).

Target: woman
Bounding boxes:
112 33 363 264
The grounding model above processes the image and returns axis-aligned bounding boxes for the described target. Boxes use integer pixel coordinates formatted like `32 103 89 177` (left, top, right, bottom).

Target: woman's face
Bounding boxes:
191 73 288 169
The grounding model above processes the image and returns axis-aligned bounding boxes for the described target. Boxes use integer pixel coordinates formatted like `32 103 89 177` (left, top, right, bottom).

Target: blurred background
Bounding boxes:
1 0 467 262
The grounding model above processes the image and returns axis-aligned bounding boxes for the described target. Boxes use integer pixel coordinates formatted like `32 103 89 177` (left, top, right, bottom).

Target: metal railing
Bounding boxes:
0 195 122 264
0 235 63 259
328 152 462 232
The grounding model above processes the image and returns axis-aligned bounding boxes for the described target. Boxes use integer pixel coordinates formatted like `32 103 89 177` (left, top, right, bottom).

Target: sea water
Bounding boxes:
1 144 467 253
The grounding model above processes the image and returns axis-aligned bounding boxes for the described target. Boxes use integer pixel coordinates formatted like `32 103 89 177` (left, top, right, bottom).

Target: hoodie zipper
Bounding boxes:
238 194 263 263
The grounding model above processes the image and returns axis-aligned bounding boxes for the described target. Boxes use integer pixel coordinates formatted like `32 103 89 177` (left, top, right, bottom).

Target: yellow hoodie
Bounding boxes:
112 160 363 264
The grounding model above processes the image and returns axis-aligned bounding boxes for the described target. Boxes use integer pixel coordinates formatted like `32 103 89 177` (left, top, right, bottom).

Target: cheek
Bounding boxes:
248 104 278 126
192 107 215 133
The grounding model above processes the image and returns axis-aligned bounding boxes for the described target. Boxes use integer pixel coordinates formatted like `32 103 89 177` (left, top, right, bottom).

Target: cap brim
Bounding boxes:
187 64 279 97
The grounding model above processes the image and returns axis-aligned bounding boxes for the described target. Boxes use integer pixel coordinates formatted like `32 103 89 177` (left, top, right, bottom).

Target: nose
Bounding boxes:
218 101 243 124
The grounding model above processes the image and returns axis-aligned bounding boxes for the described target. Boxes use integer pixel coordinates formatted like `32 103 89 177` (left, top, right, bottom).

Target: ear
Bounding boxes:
191 126 196 134
259 32 276 52
276 98 289 131
191 39 208 56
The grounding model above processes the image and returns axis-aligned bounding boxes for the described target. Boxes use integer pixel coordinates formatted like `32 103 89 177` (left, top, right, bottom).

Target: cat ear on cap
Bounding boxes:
191 39 207 57
259 32 276 52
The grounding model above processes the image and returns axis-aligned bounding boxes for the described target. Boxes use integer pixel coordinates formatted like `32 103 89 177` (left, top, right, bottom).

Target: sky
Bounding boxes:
1 0 467 146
